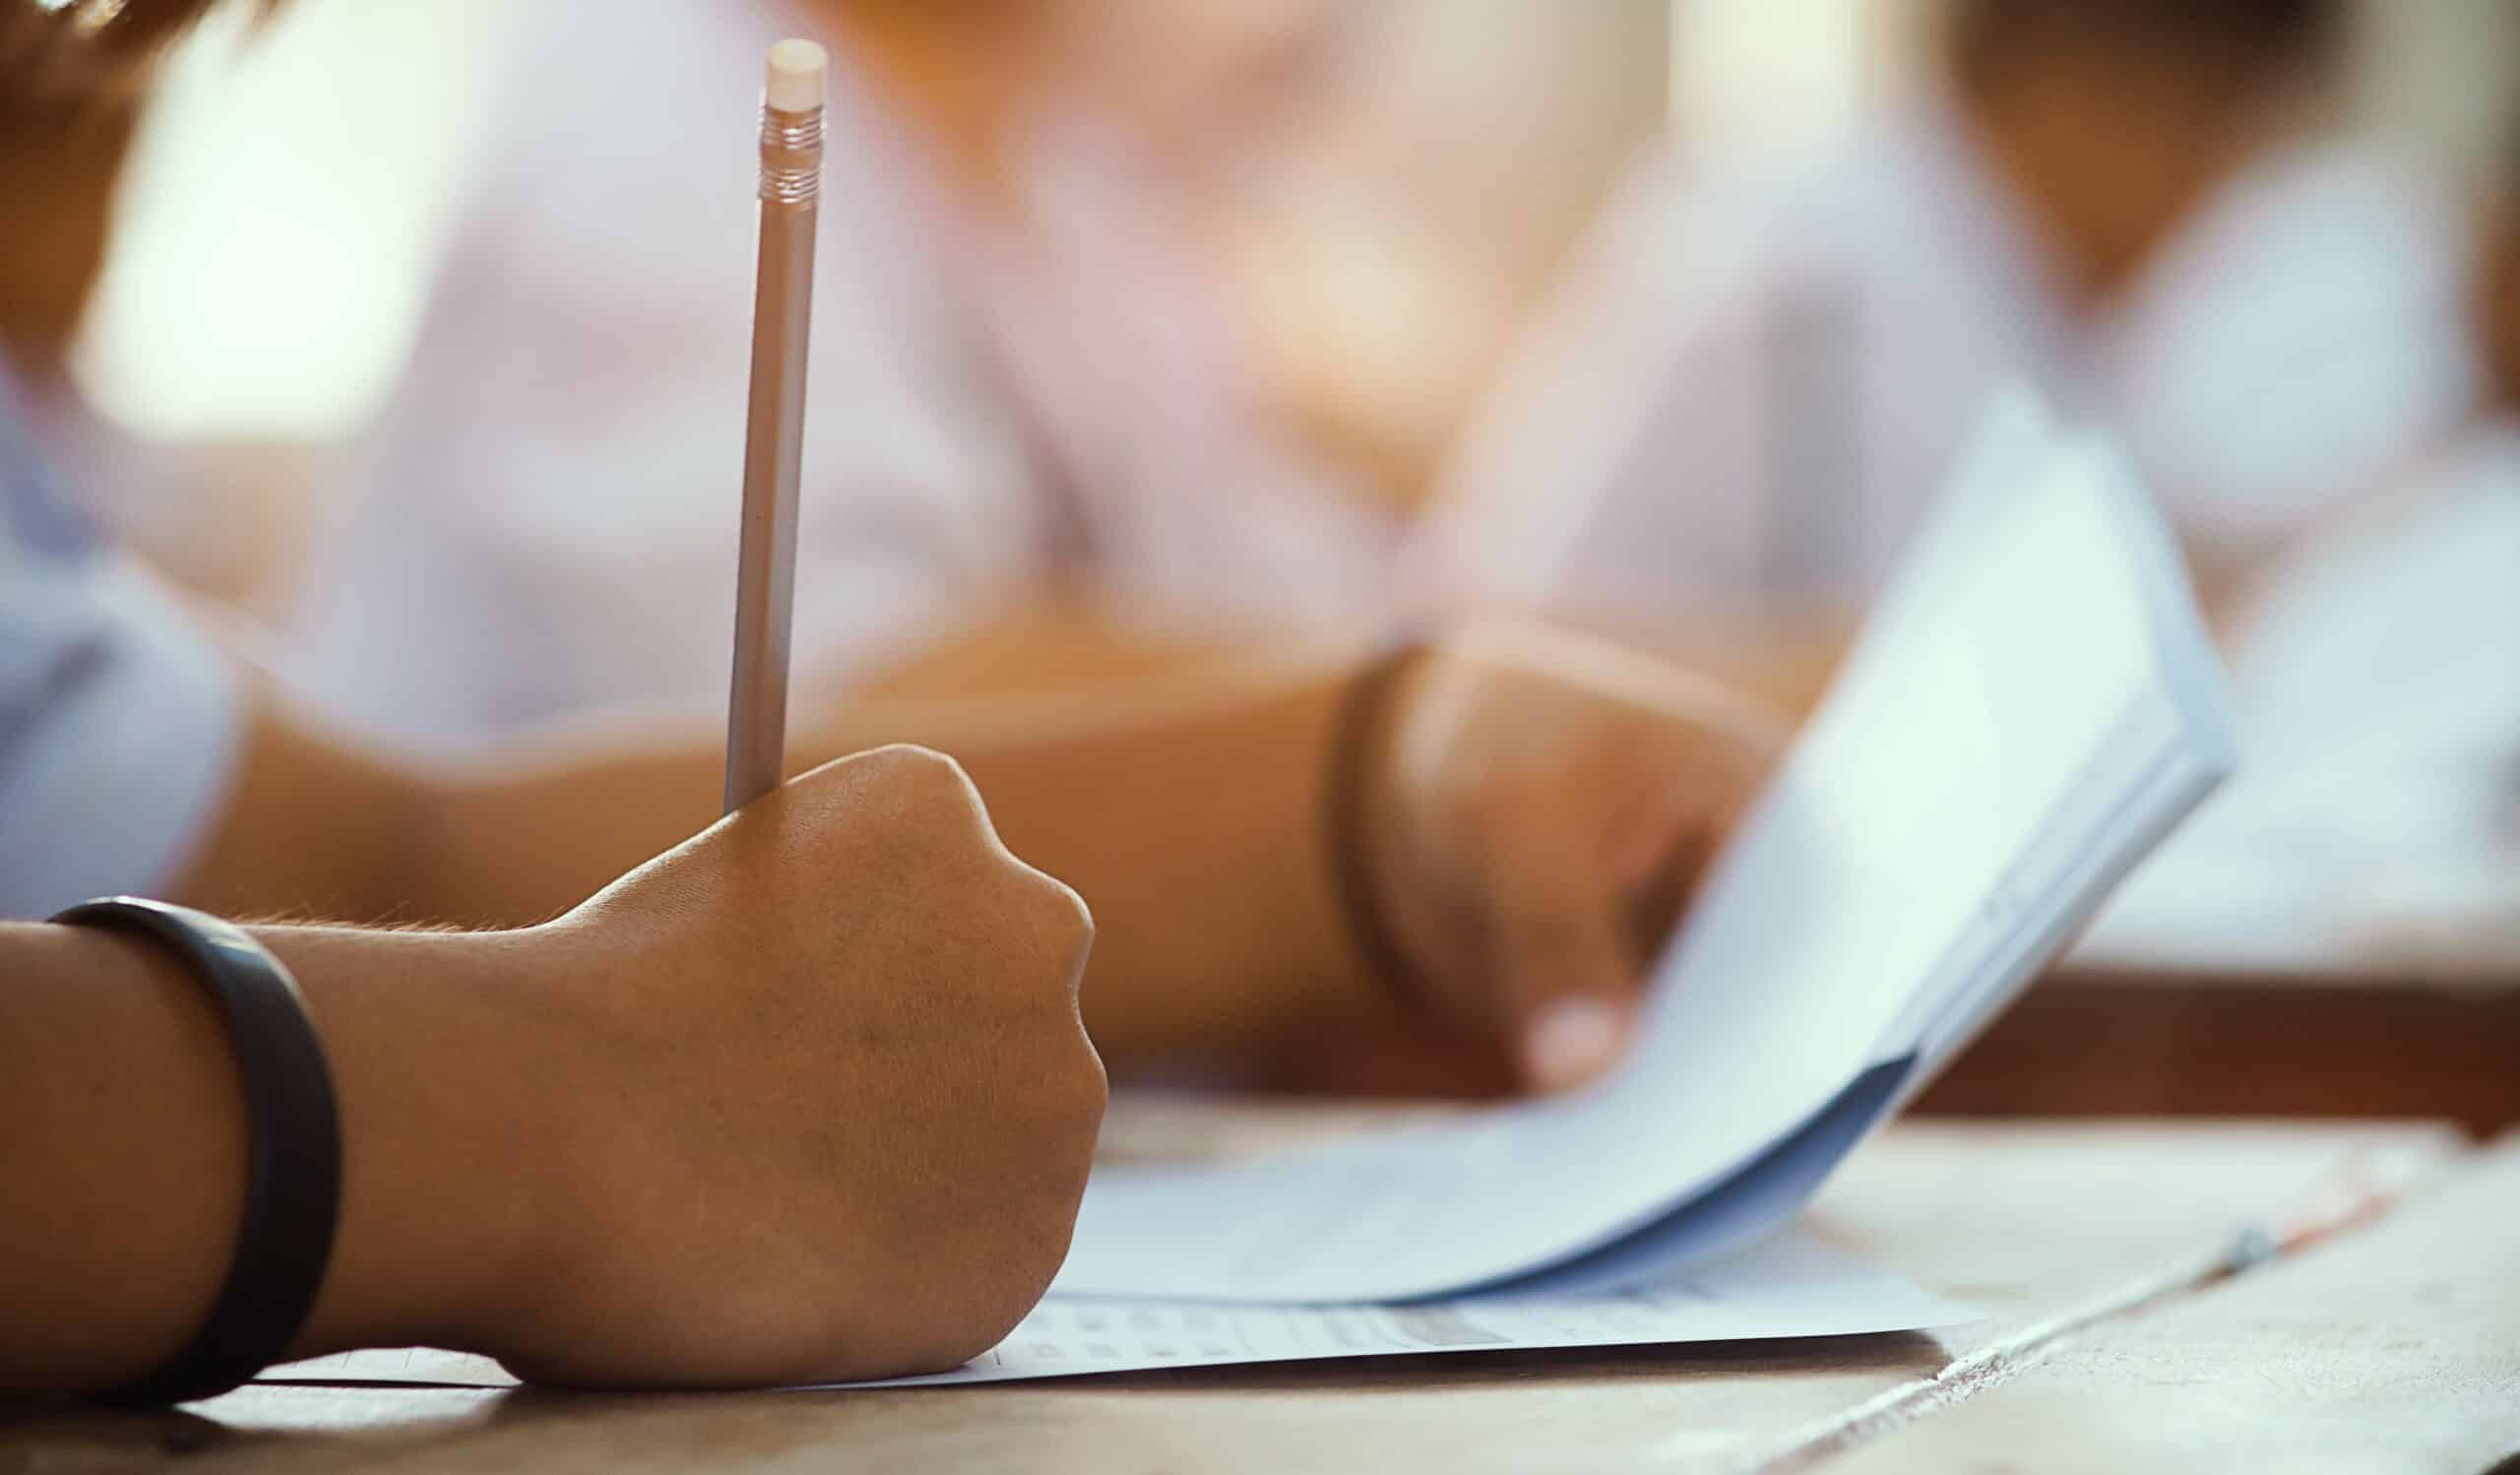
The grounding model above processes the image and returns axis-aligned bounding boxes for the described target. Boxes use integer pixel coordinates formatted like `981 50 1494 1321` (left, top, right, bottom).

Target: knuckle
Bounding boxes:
1067 1041 1110 1122
862 742 977 802
1011 1029 1105 1147
1028 867 1098 948
993 859 1096 958
847 745 998 857
1014 1047 1106 1153
837 740 919 776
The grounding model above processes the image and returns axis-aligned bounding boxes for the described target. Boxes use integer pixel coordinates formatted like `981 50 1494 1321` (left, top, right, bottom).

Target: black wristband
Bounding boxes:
50 898 343 1407
1321 641 1434 1015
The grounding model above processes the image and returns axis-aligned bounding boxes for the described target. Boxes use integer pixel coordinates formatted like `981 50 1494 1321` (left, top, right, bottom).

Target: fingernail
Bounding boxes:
1524 997 1626 1091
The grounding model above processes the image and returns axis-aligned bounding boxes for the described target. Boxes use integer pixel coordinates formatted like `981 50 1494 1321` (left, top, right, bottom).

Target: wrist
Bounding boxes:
0 924 249 1391
1319 640 1440 1020
251 924 561 1359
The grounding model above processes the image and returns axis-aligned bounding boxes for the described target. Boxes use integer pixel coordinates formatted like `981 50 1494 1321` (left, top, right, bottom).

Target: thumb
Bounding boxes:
1487 866 1643 1093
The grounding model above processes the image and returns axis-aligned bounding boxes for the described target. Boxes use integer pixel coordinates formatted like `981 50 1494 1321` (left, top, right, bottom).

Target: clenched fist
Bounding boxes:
482 745 1102 1387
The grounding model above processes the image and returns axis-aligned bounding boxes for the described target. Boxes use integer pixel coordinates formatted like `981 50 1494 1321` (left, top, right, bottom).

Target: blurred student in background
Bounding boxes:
1426 0 2478 710
2219 153 2520 835
277 0 1445 742
2093 125 2520 963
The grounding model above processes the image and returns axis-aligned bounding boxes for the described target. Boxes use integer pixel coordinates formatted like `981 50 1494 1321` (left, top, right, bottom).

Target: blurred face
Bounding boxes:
1955 38 2310 305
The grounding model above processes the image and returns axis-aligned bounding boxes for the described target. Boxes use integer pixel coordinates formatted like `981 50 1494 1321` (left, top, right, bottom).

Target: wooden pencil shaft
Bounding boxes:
724 102 822 816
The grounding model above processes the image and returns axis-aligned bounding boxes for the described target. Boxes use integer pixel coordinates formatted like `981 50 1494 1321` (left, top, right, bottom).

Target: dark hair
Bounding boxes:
1949 0 2350 84
1 0 246 113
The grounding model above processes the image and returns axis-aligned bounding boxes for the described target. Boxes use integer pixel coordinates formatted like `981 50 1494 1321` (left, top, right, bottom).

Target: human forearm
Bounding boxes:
179 625 1773 1094
848 590 1223 703
169 680 435 927
938 658 1370 1067
0 923 240 1390
0 922 544 1393
413 654 1381 1070
5 749 1110 1394
169 655 1383 1074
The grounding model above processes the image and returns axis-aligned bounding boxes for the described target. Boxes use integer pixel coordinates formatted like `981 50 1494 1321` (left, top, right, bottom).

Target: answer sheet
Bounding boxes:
258 1234 1973 1391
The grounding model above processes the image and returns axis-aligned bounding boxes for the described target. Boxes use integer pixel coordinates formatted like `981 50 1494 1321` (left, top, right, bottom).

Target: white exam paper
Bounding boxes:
259 1233 1973 1391
1050 399 2236 1303
830 1233 1971 1388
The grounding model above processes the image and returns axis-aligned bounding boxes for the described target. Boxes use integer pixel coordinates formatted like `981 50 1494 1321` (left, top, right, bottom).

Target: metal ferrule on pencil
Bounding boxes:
758 106 826 207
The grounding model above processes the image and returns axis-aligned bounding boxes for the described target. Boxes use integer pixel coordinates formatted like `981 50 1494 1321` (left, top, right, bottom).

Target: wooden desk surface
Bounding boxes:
1833 1127 2520 1474
1922 960 2520 1131
6 1112 2506 1475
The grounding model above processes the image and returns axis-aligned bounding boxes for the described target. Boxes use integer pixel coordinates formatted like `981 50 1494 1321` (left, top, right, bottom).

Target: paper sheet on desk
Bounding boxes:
831 1233 1971 1388
259 1233 1973 1391
1052 396 2237 1304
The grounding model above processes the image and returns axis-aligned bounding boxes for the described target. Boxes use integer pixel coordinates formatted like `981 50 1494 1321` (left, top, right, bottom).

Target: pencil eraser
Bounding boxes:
765 39 828 113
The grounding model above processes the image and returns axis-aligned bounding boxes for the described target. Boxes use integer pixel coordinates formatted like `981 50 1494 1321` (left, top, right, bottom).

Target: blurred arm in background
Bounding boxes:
180 626 1778 1091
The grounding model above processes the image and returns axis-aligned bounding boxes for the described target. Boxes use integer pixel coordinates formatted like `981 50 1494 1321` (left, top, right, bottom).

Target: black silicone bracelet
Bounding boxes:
50 898 343 1407
1321 641 1435 1015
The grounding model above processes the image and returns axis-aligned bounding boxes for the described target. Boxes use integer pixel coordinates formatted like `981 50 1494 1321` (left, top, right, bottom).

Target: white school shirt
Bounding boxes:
2084 423 2520 964
1418 105 2477 624
282 0 1392 744
0 365 237 918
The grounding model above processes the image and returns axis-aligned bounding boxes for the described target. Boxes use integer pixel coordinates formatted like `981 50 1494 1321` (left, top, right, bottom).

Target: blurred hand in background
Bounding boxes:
1364 625 1782 1091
